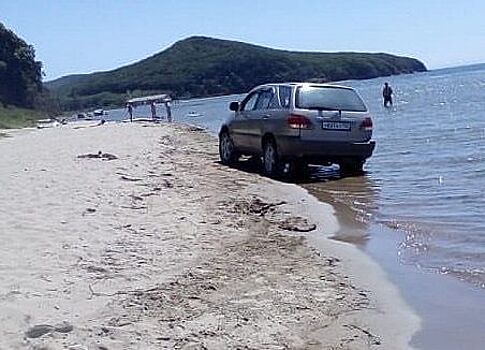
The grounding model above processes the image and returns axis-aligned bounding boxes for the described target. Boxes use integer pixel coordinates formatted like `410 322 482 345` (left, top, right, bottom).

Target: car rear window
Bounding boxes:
295 86 367 112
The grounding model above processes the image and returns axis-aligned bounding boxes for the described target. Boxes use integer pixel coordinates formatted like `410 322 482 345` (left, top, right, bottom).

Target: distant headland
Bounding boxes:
46 36 427 111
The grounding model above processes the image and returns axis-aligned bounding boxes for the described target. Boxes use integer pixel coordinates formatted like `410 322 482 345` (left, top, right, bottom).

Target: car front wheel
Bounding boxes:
219 131 238 165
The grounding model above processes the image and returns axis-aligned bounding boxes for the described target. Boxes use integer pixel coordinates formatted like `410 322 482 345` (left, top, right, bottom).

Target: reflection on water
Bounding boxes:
301 166 378 245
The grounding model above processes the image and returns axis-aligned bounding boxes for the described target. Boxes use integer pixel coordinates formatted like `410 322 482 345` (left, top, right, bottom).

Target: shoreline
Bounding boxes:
0 122 419 349
262 182 420 348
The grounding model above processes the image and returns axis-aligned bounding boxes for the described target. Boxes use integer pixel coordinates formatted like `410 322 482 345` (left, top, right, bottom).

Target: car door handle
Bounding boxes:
262 114 270 119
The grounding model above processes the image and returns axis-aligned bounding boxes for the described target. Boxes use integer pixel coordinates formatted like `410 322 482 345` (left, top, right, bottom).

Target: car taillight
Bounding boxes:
360 117 373 131
287 114 312 129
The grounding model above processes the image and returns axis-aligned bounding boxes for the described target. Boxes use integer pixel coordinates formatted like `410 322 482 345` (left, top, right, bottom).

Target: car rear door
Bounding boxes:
257 86 291 145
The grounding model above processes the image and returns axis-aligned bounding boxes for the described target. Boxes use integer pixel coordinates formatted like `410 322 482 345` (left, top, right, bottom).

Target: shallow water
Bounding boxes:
345 65 485 288
107 64 485 289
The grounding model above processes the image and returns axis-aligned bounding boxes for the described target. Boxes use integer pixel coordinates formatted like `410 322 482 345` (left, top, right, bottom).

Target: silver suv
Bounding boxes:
219 83 375 177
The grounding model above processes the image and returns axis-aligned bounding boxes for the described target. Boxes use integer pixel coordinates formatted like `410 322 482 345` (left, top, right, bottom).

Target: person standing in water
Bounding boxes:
382 82 393 107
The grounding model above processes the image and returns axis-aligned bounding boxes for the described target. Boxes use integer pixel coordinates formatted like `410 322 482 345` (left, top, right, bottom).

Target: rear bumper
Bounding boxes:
277 136 376 163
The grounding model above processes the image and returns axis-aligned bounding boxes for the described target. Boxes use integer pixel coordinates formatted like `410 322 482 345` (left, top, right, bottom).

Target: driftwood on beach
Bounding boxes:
77 150 118 161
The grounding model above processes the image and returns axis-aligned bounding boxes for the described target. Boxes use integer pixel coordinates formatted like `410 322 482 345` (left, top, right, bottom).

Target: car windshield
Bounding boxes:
295 86 367 112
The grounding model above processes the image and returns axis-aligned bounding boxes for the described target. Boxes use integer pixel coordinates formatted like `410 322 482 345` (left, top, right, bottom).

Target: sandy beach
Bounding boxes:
0 122 419 349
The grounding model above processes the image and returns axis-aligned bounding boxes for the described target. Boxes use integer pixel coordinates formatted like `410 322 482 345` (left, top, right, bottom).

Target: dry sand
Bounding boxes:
0 122 419 349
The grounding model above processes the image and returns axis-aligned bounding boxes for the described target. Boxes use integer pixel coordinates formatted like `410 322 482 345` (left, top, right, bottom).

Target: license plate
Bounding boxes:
322 121 350 131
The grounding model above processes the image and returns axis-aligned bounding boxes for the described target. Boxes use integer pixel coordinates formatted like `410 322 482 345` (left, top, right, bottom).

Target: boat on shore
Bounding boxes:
36 116 67 129
186 111 203 118
93 109 107 116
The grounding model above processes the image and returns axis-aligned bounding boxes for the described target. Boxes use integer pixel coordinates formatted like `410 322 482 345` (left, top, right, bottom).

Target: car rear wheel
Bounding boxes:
262 138 283 178
219 131 238 165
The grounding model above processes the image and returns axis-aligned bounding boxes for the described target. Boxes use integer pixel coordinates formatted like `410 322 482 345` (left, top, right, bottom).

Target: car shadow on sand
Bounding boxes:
218 156 368 185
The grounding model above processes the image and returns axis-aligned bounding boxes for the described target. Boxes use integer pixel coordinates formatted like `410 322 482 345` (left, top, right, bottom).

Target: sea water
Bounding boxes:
347 65 485 289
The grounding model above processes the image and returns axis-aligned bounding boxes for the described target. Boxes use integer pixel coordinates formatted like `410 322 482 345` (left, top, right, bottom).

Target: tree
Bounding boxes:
0 22 43 108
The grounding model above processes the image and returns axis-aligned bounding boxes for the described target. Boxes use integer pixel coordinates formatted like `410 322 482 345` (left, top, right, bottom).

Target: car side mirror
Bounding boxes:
229 101 239 112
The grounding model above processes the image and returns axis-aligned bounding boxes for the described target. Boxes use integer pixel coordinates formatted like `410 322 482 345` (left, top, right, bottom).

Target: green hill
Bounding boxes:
47 36 427 110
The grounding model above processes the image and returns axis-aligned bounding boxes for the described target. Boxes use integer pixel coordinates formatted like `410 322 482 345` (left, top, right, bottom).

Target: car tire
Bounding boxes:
339 160 364 176
262 138 283 178
219 131 238 165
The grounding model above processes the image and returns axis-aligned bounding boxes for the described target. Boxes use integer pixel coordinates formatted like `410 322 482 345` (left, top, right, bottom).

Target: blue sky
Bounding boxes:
1 0 484 80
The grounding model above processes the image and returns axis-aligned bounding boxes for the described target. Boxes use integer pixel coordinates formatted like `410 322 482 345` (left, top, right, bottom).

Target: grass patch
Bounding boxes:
0 105 45 129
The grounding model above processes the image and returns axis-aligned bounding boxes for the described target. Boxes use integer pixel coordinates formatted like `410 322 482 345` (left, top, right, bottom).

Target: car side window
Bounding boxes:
278 86 291 109
254 89 275 110
240 92 259 111
268 88 280 109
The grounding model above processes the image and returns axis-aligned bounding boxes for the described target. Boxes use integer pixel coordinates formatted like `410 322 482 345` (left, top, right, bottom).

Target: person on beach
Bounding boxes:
150 102 157 120
166 101 172 122
127 103 134 122
382 82 393 107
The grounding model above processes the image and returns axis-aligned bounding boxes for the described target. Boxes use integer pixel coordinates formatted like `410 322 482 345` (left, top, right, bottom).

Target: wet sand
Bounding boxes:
0 122 418 349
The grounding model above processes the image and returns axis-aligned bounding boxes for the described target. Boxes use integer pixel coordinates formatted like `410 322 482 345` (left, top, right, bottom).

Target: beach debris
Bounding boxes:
140 191 159 198
119 175 143 182
120 205 147 210
85 265 109 274
77 151 118 161
344 324 381 346
162 179 173 188
231 197 287 216
54 321 74 333
325 257 340 267
88 284 161 299
278 216 317 232
67 345 88 350
25 321 73 338
82 208 97 216
101 153 117 161
249 198 286 215
128 194 144 201
25 324 54 338
186 125 205 132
